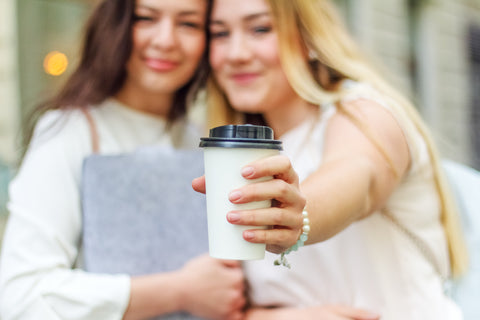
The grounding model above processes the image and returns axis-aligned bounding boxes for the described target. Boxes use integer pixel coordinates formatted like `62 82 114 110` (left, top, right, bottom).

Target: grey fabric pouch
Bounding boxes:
81 146 208 319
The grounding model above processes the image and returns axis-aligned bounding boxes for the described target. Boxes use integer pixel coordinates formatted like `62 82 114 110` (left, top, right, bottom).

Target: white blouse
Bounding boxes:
0 99 201 320
243 83 463 320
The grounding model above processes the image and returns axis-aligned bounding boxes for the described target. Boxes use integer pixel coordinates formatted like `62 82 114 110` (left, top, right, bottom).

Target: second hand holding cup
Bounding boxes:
199 125 283 260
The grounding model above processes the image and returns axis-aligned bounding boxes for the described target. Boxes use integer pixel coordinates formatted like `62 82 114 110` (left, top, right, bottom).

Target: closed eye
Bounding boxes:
252 26 272 35
133 14 154 22
180 21 203 29
210 30 229 39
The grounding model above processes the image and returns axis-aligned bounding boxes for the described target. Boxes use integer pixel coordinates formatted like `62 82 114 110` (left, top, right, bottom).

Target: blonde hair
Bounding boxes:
207 0 468 276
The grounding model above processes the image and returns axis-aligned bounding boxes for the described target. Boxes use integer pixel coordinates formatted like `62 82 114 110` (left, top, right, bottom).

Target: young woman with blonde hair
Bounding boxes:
195 0 469 318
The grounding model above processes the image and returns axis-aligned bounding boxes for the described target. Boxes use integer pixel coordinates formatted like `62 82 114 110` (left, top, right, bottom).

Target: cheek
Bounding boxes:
131 27 146 51
260 38 282 67
194 34 207 54
185 36 206 63
209 44 224 71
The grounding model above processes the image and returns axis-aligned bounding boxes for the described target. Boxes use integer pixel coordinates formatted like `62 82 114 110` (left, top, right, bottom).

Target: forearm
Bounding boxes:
301 99 410 245
123 272 184 320
302 157 375 244
124 256 247 320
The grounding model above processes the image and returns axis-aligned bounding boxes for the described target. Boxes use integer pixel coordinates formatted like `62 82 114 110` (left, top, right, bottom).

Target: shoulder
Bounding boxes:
22 108 95 179
330 96 408 144
32 108 92 148
335 81 420 141
9 108 94 213
339 82 431 174
322 81 396 125
325 95 411 179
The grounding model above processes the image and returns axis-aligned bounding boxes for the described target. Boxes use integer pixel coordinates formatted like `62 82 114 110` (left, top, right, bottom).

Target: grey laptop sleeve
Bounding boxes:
81 147 208 319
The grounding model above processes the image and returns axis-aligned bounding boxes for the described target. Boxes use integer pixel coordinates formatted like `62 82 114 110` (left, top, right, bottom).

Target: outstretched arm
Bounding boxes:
194 99 410 248
299 99 410 244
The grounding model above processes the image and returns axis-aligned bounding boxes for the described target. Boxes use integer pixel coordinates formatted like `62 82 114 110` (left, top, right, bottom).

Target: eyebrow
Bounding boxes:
136 5 204 16
210 12 270 25
136 5 158 13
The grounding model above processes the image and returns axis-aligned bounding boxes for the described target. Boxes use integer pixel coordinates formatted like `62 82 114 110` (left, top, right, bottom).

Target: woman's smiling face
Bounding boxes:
124 0 207 96
209 0 300 115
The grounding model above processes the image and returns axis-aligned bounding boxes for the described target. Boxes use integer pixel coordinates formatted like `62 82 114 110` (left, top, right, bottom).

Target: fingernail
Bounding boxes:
241 166 254 178
227 212 240 222
244 231 255 240
229 190 242 202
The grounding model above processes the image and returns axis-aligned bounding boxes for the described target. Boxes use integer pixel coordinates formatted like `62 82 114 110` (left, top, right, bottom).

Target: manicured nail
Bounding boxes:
244 231 255 240
227 212 240 222
241 166 254 178
229 190 242 202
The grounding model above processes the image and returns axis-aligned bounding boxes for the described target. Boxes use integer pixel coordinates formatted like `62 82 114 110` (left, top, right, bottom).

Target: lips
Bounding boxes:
145 58 179 72
231 73 259 85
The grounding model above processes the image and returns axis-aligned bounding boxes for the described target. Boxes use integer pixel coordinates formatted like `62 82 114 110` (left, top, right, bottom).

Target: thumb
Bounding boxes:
192 175 206 194
219 259 242 269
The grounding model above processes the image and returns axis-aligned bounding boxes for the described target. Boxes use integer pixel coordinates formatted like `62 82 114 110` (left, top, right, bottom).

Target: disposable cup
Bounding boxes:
199 125 283 260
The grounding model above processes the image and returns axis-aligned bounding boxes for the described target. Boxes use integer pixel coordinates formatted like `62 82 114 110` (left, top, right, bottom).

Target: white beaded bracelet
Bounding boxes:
274 208 310 268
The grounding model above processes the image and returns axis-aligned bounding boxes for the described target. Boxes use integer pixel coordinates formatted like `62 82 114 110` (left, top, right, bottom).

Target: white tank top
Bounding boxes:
243 82 462 320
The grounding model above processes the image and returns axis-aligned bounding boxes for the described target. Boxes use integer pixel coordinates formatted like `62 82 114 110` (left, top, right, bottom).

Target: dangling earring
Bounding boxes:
308 49 319 61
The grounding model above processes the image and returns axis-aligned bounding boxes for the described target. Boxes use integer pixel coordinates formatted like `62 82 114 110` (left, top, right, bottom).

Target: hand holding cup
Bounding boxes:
194 125 306 257
224 154 307 254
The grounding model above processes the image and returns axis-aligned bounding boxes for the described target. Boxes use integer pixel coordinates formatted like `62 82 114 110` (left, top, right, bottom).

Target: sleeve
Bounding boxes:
0 111 131 320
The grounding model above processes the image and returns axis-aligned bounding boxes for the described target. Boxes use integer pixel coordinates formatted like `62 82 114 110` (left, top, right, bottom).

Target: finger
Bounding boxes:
266 243 290 254
227 207 303 228
219 259 242 268
231 293 247 310
228 179 305 208
191 176 206 194
243 227 299 248
242 155 298 184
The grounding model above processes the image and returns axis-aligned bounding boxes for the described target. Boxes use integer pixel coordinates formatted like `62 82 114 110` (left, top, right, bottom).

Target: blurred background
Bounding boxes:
0 0 479 243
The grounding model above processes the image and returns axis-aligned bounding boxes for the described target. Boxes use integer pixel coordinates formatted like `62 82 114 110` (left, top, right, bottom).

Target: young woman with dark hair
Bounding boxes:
24 0 206 143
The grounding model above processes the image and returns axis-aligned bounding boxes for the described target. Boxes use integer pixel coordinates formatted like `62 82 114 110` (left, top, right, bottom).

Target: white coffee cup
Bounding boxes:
200 125 283 260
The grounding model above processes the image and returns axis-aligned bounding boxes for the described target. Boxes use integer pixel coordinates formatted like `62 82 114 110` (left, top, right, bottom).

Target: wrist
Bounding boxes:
125 272 185 319
170 270 189 314
274 207 310 268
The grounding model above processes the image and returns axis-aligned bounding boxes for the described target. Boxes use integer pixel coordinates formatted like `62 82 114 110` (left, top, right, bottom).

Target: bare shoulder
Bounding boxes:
324 97 411 177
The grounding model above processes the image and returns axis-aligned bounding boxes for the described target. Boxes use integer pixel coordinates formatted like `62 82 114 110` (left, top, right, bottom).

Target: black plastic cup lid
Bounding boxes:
199 125 283 150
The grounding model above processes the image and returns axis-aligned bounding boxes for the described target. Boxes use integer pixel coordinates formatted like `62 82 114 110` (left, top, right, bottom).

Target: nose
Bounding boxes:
151 18 177 50
226 31 252 62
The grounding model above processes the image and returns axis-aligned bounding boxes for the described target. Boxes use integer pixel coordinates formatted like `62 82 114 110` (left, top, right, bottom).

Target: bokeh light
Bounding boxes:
43 51 68 76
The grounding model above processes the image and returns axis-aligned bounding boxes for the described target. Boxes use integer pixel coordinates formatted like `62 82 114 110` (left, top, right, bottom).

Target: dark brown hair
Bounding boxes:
24 0 211 147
